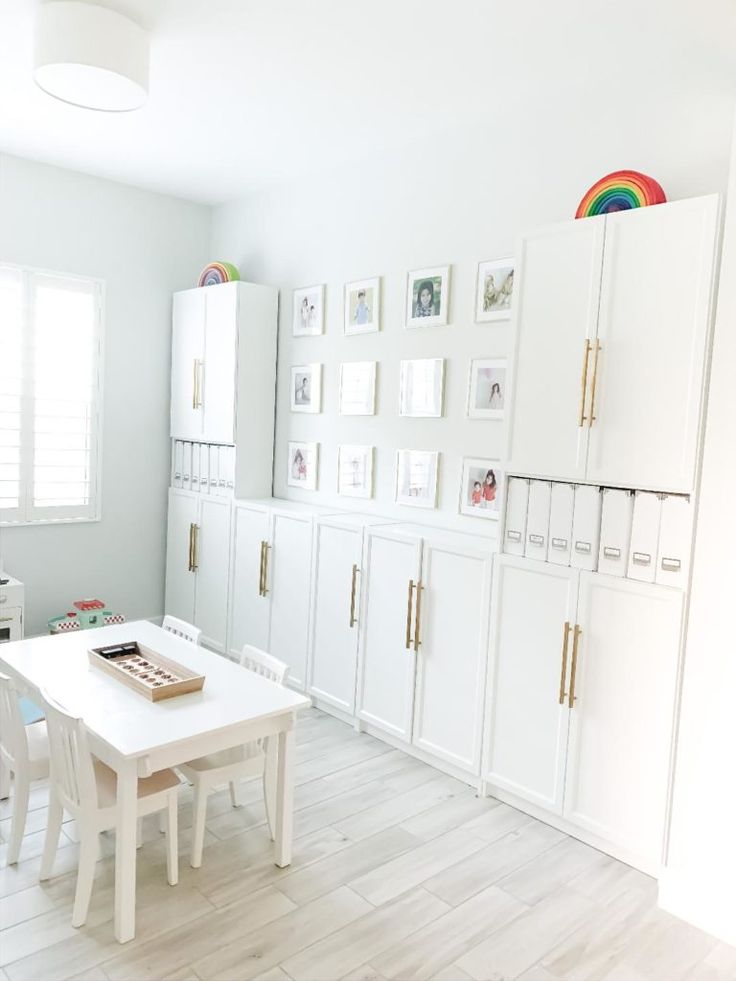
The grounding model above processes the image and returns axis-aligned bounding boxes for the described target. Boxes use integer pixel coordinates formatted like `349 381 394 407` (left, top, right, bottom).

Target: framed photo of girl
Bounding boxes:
290 364 322 413
475 258 514 323
459 458 502 519
344 277 380 335
467 358 506 420
293 284 325 336
287 441 319 490
405 265 450 328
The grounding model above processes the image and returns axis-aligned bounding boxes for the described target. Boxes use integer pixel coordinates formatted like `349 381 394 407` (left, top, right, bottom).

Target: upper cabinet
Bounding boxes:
507 196 720 493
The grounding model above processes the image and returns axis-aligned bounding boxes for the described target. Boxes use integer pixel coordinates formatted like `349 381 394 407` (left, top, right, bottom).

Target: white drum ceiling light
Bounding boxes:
34 1 149 112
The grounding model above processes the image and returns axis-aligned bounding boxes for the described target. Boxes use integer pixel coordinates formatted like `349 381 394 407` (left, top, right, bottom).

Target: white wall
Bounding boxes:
210 110 733 532
0 154 210 636
659 121 736 946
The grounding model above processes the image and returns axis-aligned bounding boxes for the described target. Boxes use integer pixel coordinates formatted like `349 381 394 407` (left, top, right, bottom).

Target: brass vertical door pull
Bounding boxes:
258 541 266 596
413 582 424 653
558 620 572 704
192 360 198 409
188 523 195 572
405 580 415 650
578 339 592 427
588 340 601 427
191 524 200 571
261 543 271 595
568 624 582 708
349 564 359 628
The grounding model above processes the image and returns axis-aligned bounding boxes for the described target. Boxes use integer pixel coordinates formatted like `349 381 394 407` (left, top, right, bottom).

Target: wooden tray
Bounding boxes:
88 641 205 701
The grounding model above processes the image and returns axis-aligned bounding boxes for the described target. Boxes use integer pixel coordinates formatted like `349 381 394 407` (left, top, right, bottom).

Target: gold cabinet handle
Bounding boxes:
413 581 423 653
188 522 195 572
258 540 266 596
349 564 359 628
588 340 601 427
191 523 200 571
192 360 198 409
568 624 582 708
192 359 203 409
405 580 415 650
261 542 271 596
578 339 592 427
558 621 572 705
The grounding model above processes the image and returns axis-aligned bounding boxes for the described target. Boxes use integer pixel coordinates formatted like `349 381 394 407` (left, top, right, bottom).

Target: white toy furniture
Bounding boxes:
162 614 202 645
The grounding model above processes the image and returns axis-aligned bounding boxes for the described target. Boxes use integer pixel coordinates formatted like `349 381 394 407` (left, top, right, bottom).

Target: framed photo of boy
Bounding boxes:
290 364 322 413
459 458 502 519
287 441 319 491
344 277 380 335
395 449 439 509
475 258 514 322
405 265 450 328
293 284 325 336
467 358 506 420
337 445 374 499
339 361 377 416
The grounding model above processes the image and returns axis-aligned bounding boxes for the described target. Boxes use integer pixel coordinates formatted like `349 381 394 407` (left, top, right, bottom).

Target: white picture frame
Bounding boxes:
459 457 502 519
293 284 325 336
475 258 514 322
287 441 319 490
399 358 445 418
344 277 380 335
395 449 439 509
467 358 507 420
290 363 322 413
337 444 374 499
339 361 377 416
405 265 450 328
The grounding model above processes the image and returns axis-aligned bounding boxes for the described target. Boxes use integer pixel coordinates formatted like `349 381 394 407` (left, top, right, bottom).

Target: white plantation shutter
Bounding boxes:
0 264 102 525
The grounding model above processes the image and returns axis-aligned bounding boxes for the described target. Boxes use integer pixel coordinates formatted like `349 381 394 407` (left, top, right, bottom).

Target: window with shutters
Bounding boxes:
0 263 103 525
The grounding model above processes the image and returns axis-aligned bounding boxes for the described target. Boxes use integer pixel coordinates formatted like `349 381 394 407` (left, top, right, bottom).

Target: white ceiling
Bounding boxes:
1 0 735 205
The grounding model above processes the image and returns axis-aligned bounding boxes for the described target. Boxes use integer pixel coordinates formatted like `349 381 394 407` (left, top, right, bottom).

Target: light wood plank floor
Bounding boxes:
1 708 734 981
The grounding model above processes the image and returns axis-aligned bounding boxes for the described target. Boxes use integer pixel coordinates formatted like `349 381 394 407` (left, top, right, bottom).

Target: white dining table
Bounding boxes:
0 620 310 943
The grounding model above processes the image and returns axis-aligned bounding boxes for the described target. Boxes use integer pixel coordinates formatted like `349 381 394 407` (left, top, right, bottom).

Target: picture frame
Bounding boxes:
405 265 450 328
467 358 507 420
290 363 322 413
399 358 445 418
395 449 439 509
339 361 377 416
337 444 374 499
459 457 502 519
344 277 380 335
287 441 319 491
293 284 325 336
475 258 514 322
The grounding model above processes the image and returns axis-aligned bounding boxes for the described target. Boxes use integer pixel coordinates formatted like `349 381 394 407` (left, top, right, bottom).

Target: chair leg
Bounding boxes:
71 832 98 928
166 794 178 886
39 791 64 880
6 772 30 865
190 785 208 869
159 810 166 833
229 780 242 808
263 740 277 842
136 817 143 849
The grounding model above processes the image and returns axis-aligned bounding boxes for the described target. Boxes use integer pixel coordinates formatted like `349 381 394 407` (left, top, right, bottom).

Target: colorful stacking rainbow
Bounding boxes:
197 261 241 287
575 170 666 219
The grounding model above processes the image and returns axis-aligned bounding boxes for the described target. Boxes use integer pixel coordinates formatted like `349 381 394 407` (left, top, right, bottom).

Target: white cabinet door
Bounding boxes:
357 529 422 742
484 555 579 813
587 196 718 492
412 539 492 775
193 496 231 654
564 574 683 873
507 217 605 481
308 520 363 714
164 490 198 624
229 503 271 656
170 290 205 440
267 510 314 690
202 284 237 445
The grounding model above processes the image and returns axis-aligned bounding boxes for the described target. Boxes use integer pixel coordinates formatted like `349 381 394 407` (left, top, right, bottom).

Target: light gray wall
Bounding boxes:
0 153 210 636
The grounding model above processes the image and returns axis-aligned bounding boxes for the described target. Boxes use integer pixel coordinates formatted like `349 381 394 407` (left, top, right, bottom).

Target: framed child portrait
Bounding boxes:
287 441 319 490
467 358 506 420
395 449 439 509
405 265 450 328
290 363 322 413
337 444 374 499
475 258 514 322
459 458 502 519
344 277 380 335
293 284 325 336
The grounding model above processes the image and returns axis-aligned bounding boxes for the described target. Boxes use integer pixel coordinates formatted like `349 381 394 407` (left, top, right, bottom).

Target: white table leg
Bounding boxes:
114 757 138 943
274 725 295 868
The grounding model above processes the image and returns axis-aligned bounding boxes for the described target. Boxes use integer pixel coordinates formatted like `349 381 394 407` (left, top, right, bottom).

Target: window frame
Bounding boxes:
0 261 104 527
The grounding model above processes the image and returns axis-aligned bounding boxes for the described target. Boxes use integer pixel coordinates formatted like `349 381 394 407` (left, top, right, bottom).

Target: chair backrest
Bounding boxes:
162 615 202 645
0 673 28 771
39 689 98 817
239 645 289 685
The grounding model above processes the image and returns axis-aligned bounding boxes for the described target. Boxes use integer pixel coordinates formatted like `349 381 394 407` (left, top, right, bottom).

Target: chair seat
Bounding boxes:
179 741 263 774
26 720 49 763
93 760 180 809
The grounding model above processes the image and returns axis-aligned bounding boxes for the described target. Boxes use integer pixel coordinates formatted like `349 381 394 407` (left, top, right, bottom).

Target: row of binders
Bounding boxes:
503 478 691 589
172 440 235 495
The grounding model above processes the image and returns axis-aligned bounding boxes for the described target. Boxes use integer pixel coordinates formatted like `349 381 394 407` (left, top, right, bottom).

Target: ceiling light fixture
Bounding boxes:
34 1 149 112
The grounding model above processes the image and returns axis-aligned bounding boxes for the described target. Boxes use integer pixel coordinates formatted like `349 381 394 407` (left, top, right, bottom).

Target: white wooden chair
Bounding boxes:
162 615 202 645
38 690 181 928
0 673 50 865
177 645 288 868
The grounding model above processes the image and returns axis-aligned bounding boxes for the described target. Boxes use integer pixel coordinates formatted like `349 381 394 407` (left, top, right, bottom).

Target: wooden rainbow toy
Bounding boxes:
575 170 666 219
197 261 240 287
